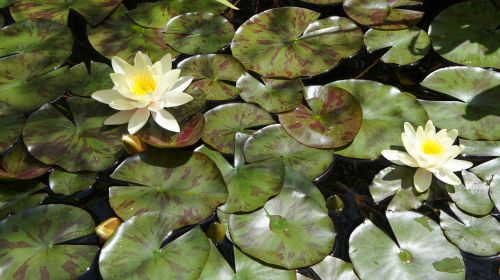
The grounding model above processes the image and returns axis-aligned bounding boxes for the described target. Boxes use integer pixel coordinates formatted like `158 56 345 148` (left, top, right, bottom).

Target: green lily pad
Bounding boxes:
329 79 428 159
460 140 500 157
0 204 98 279
237 73 304 113
364 27 430 65
109 151 227 223
10 0 121 25
99 212 210 280
428 0 500 69
244 124 334 180
299 0 342 4
310 256 359 280
0 181 46 219
49 168 96 196
229 188 335 269
440 203 500 256
202 103 275 154
23 97 126 172
0 142 49 180
233 247 296 280
165 12 234 55
490 175 500 209
446 170 493 216
69 62 113 97
0 0 13 8
88 6 179 62
178 54 246 101
0 102 24 153
420 66 500 140
198 241 234 279
282 166 327 211
349 211 465 280
471 157 500 182
231 8 363 78
343 0 423 29
279 85 363 149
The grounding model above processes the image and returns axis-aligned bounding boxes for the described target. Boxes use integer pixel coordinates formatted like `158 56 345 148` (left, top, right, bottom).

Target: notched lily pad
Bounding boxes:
0 102 25 153
471 157 499 182
0 142 49 180
49 168 96 196
446 170 493 216
0 181 46 219
460 140 500 157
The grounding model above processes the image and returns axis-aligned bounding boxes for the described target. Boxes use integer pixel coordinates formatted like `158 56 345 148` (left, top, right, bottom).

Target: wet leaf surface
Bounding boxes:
0 142 50 180
49 168 96 196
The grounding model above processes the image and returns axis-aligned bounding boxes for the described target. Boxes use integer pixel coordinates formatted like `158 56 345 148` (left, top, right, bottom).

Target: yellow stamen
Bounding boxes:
131 73 157 95
421 139 443 155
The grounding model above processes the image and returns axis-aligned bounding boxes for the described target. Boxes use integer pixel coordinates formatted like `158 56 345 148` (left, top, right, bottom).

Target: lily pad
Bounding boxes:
0 142 49 180
109 151 227 223
10 0 121 25
0 204 98 279
23 97 126 172
490 175 500 209
310 256 359 280
237 73 304 113
440 203 500 256
446 170 493 216
460 140 500 157
198 241 234 279
329 79 428 159
299 0 342 4
364 27 431 65
349 211 465 280
202 103 275 154
0 181 46 219
165 12 234 55
0 0 13 8
233 247 296 280
178 54 246 101
282 166 327 211
0 102 24 153
343 0 423 29
49 168 96 196
428 0 500 69
420 66 500 140
69 62 113 97
279 85 362 149
231 8 363 78
244 124 334 180
471 157 500 182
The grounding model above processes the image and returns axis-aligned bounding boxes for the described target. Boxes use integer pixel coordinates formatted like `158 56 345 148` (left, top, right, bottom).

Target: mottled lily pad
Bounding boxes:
198 241 234 279
23 97 126 172
309 256 359 280
109 151 227 223
165 12 234 55
471 157 500 182
237 73 304 113
244 124 334 180
281 167 327 210
460 140 500 157
343 0 423 29
349 211 465 280
0 142 49 180
299 0 342 4
69 62 113 97
49 168 96 196
0 181 46 219
490 175 500 209
0 102 24 153
329 79 428 159
231 8 363 78
446 170 493 216
420 66 500 140
202 103 275 154
440 203 500 256
178 54 245 101
429 0 500 69
279 85 362 149
364 27 430 65
0 204 98 279
169 87 207 121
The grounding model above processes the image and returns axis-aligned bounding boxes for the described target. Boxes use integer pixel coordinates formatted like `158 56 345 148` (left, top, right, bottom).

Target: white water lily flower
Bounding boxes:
92 51 193 134
381 120 473 193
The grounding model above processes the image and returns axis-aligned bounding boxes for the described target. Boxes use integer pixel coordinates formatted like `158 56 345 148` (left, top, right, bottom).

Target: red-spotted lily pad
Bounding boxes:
237 73 304 113
244 124 334 180
429 0 500 69
420 66 500 140
329 79 428 159
0 142 49 181
178 54 246 101
231 8 363 78
202 103 275 154
343 0 423 29
69 62 113 97
0 204 98 279
279 85 363 149
10 0 121 25
0 102 24 153
23 97 126 172
349 211 465 280
49 168 96 196
109 151 227 223
0 181 46 219
165 12 234 55
446 170 493 216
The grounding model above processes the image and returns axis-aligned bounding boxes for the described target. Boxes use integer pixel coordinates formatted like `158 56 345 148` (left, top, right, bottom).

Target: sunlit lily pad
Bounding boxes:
446 170 493 216
231 8 363 78
109 151 227 223
23 97 126 172
364 27 430 65
490 175 500 209
282 166 326 210
343 0 423 29
0 181 46 219
420 66 500 140
309 255 359 280
460 140 500 157
0 102 24 153
49 168 96 196
440 203 500 256
69 62 113 97
0 142 49 180
169 87 207 121
165 12 234 55
279 85 362 149
244 124 334 180
198 241 234 279
329 79 428 159
0 204 98 279
10 0 121 25
233 247 296 279
349 211 465 280
202 103 275 154
428 0 500 69
237 73 304 113
178 54 246 101
471 157 500 182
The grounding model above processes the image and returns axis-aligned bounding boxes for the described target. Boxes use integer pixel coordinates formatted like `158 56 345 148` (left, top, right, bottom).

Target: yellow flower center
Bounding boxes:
131 73 157 95
421 139 443 155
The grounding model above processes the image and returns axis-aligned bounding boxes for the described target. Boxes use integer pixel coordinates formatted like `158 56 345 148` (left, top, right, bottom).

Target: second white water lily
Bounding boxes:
382 120 473 192
92 51 193 134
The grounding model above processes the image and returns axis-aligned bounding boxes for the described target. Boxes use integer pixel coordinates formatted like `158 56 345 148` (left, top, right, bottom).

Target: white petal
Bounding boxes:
147 101 163 112
401 132 417 158
169 76 193 93
152 109 180 132
151 62 163 78
92 90 123 104
110 99 137 110
424 120 435 135
398 152 419 167
134 51 152 68
128 108 150 134
163 92 193 107
443 159 473 172
447 129 458 142
110 73 127 88
381 150 404 165
403 122 416 138
156 69 182 96
433 168 461 185
111 56 133 74
104 110 135 125
159 53 172 73
414 168 432 192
